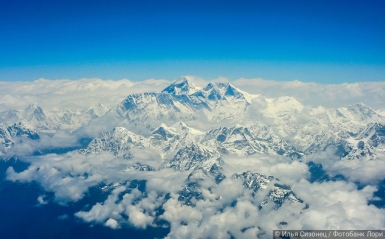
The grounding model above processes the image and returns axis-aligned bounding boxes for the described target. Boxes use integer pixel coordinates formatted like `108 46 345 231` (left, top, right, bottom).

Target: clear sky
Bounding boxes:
0 0 384 83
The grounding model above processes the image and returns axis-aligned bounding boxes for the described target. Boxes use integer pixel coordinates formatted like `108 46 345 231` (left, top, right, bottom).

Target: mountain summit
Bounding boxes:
23 103 46 121
162 77 201 95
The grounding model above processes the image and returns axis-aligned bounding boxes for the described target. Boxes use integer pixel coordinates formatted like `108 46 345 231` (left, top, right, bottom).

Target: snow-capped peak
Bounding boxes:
162 77 201 95
86 103 109 117
25 102 38 110
356 122 385 140
152 123 178 137
337 102 381 123
22 103 46 121
171 121 204 135
98 126 137 142
200 82 255 103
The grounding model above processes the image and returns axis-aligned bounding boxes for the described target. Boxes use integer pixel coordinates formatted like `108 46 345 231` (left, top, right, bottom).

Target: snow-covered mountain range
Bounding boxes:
2 77 383 161
2 77 385 238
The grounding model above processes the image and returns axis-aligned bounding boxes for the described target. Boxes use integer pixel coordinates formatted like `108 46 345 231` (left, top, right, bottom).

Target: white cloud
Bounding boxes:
289 180 385 230
126 204 154 229
105 218 119 229
37 195 47 205
6 145 385 238
0 78 172 112
222 154 309 185
3 130 81 158
232 78 385 109
304 148 385 185
76 186 128 224
319 157 385 185
1 77 384 113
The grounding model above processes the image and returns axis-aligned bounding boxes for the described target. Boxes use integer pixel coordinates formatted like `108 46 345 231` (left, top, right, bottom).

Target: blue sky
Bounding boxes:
0 0 384 83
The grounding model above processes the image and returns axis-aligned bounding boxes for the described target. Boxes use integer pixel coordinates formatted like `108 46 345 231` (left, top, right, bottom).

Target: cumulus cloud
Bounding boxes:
307 150 385 185
7 151 125 202
299 143 385 185
290 180 385 230
5 142 384 238
223 154 309 185
37 195 48 205
159 178 385 239
105 218 120 229
3 130 82 158
76 186 129 224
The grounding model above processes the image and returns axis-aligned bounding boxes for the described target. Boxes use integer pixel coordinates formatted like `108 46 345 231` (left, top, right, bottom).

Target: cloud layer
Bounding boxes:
0 78 171 111
231 78 385 109
1 77 385 112
6 147 385 238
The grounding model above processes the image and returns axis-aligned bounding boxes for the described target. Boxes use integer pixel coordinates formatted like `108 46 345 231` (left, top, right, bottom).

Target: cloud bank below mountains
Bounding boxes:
1 76 384 112
6 148 385 239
